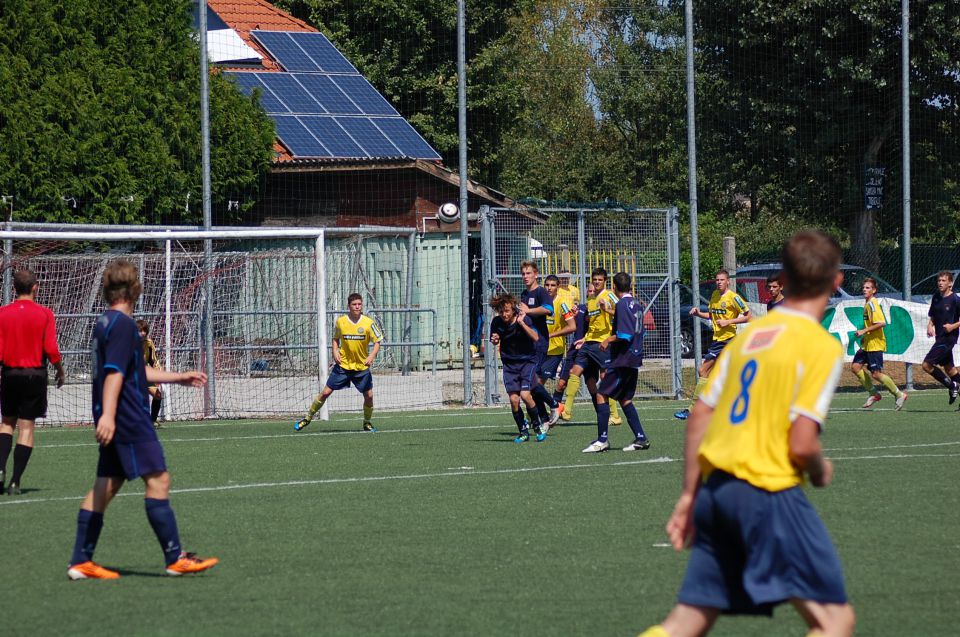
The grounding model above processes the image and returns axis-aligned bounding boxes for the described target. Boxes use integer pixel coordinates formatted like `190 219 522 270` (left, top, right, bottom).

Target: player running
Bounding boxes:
489 293 547 443
920 271 960 405
296 293 384 432
850 277 907 410
675 270 750 420
581 272 651 453
638 230 855 637
518 261 562 428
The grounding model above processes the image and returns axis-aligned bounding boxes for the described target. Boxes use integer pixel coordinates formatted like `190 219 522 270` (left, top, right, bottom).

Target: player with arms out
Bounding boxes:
638 230 855 637
296 293 383 432
581 272 651 453
920 270 960 405
675 270 749 420
850 277 907 410
489 294 546 443
67 260 217 580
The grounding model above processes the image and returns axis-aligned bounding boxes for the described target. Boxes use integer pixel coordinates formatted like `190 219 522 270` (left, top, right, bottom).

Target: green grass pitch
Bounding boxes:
3 391 959 636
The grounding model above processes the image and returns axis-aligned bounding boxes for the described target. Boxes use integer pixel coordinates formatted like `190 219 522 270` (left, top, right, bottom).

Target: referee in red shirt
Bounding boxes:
0 269 65 495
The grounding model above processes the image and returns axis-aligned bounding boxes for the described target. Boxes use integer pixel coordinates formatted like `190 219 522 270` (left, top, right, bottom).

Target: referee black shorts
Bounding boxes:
1 367 49 420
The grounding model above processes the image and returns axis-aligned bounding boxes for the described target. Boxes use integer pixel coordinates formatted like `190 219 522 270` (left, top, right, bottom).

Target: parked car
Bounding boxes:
910 269 960 304
634 281 712 359
734 263 901 305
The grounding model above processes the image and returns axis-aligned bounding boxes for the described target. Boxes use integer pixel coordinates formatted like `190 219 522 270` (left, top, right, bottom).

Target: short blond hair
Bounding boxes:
102 259 143 306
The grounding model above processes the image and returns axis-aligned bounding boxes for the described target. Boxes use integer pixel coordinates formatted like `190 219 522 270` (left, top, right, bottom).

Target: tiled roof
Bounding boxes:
207 0 315 72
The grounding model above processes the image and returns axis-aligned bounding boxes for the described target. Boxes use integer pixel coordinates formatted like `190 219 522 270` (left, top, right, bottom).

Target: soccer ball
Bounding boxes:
438 202 460 223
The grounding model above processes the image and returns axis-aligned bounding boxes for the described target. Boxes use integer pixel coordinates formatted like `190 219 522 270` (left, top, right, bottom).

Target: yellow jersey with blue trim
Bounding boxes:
547 298 575 355
697 307 843 492
584 288 620 342
333 314 384 371
709 289 749 342
861 297 887 352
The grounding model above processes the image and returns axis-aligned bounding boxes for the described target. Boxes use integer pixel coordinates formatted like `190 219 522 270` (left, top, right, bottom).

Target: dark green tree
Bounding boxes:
0 0 274 224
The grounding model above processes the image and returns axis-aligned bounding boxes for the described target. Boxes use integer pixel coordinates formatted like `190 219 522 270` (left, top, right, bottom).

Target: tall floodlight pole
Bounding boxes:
685 0 702 370
457 0 472 405
199 0 216 416
901 0 912 390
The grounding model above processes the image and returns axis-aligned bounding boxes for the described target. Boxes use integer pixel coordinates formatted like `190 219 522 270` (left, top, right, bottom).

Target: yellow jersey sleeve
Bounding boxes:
791 341 843 425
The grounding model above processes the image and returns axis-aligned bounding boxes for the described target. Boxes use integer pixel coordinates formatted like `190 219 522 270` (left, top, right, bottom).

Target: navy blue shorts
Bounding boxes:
97 440 168 480
704 339 729 362
923 342 956 369
538 354 564 380
574 342 610 377
558 348 579 382
852 349 884 372
502 360 536 393
597 367 639 403
678 471 847 614
326 365 374 393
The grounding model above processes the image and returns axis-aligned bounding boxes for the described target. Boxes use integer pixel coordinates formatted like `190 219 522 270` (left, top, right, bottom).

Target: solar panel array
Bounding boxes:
227 31 441 160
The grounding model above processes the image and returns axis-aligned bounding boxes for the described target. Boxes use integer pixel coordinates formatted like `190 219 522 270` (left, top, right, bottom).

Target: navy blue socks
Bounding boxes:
145 498 182 566
596 402 610 442
70 509 104 565
621 402 648 441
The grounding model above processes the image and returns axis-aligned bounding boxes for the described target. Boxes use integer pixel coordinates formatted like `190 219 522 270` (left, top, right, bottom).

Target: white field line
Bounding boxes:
4 451 960 508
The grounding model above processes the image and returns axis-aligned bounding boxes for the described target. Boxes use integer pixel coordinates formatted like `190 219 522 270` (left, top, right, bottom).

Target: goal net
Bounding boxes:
1 226 443 425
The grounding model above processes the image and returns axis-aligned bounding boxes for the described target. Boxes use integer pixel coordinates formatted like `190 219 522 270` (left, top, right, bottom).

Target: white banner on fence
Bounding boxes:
746 299 944 365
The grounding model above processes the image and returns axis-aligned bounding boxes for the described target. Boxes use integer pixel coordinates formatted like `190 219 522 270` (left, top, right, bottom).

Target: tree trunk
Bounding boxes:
849 137 884 272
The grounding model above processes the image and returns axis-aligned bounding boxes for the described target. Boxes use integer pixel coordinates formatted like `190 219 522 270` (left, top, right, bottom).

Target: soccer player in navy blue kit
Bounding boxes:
518 261 562 429
489 293 546 443
766 272 785 312
67 260 218 580
582 272 651 453
921 270 960 405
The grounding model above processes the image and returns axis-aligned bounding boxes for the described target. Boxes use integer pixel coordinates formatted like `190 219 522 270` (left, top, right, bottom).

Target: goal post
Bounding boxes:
0 225 442 425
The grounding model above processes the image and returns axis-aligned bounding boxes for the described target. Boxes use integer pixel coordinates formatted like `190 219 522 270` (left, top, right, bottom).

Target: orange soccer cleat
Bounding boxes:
165 552 220 576
67 561 121 580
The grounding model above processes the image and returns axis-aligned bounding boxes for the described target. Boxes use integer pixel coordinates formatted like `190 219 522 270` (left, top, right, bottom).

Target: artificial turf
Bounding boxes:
2 391 958 636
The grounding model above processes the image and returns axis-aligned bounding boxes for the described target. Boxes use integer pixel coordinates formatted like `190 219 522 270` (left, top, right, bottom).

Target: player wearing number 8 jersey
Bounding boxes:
639 230 855 637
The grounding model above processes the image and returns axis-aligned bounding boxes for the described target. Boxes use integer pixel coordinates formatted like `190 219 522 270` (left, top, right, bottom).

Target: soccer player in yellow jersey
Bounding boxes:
566 268 622 424
557 271 581 305
295 293 384 432
851 277 907 410
639 230 855 637
675 270 750 420
542 275 577 382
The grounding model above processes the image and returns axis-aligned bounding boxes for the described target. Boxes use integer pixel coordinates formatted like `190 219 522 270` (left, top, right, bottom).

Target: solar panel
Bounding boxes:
252 31 320 72
292 74 361 115
273 116 331 157
335 118 401 157
226 73 289 114
300 116 367 158
287 32 357 74
332 76 399 116
371 118 442 160
257 74 324 113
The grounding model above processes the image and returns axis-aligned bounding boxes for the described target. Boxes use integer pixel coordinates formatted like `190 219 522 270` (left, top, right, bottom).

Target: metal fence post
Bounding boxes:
402 231 416 375
668 207 683 398
480 206 498 405
164 233 172 420
316 231 330 421
577 210 587 294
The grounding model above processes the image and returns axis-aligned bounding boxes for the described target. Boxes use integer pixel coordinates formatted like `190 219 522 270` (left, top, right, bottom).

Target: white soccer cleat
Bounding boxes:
545 406 561 428
862 393 882 409
895 392 908 411
581 440 610 453
622 438 651 452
